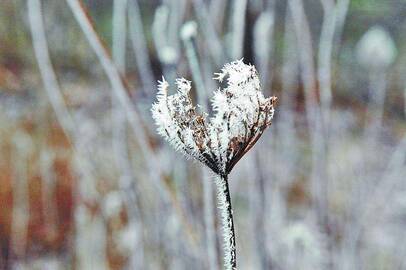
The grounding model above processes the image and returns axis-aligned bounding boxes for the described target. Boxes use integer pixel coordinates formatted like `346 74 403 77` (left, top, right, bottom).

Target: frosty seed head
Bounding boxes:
151 59 277 176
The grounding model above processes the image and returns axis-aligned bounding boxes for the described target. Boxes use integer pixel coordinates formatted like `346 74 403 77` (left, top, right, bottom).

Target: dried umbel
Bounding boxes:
152 59 277 176
151 59 277 269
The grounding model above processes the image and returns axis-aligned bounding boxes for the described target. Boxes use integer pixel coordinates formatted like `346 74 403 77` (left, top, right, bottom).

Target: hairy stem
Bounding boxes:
215 174 237 270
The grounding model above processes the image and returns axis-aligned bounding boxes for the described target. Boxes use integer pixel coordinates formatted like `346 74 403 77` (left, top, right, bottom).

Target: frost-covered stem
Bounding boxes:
203 170 218 270
215 174 237 270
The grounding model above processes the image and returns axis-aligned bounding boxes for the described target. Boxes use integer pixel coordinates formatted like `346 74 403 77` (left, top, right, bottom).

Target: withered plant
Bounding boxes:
152 59 277 269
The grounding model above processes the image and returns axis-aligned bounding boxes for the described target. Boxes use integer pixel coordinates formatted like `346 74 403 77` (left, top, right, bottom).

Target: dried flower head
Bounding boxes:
151 59 277 176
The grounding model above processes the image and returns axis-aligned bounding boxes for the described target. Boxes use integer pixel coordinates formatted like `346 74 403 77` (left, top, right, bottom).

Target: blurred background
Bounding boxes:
1 0 406 269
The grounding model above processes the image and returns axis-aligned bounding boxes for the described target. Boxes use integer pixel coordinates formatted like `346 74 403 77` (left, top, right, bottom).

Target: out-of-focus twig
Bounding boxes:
318 0 336 126
28 0 93 180
65 0 165 194
254 10 275 94
279 9 299 180
288 0 331 263
65 0 201 253
230 0 247 59
9 133 30 261
127 0 155 96
112 0 145 268
209 0 227 34
181 21 208 110
28 2 109 267
192 0 225 65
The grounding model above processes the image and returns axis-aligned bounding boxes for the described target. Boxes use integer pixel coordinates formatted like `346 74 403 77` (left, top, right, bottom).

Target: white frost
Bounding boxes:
151 59 277 175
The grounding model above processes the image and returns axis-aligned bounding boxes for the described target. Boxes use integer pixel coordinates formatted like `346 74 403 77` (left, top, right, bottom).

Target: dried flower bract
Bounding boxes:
151 59 277 176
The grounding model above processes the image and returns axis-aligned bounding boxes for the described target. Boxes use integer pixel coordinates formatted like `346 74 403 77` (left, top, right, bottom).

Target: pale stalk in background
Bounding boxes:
167 0 186 54
152 8 198 261
288 0 331 264
317 1 350 267
318 0 336 127
39 151 58 250
127 0 155 97
279 9 299 183
251 7 277 268
334 0 351 50
340 70 389 270
112 0 145 268
28 1 109 268
364 69 388 146
151 5 178 81
209 0 227 33
230 0 247 59
181 22 208 109
253 9 275 94
28 0 94 181
9 134 30 262
352 89 406 264
181 21 218 269
66 0 177 215
341 30 396 269
248 151 273 269
192 0 225 65
67 0 201 259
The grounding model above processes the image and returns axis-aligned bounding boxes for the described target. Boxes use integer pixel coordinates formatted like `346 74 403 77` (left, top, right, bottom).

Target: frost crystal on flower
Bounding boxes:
151 59 277 176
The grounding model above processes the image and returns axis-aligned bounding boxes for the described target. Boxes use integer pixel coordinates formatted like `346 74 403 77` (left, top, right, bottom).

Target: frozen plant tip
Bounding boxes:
152 59 277 176
151 59 277 269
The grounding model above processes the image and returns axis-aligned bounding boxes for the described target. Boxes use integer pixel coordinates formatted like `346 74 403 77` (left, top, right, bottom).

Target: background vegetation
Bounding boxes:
0 0 405 269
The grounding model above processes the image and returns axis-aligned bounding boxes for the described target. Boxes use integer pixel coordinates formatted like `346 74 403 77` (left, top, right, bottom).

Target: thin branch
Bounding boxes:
127 0 155 96
65 0 201 254
28 0 94 180
112 0 145 268
230 0 247 59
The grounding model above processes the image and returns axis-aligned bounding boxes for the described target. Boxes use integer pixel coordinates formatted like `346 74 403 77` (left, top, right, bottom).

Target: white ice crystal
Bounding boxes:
151 59 277 176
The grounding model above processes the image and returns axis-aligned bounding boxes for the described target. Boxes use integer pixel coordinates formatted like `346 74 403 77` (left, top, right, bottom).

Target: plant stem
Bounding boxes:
215 174 237 270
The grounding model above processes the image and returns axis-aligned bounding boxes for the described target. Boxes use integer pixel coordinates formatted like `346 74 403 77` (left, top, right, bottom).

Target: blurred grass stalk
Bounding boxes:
28 1 109 268
252 3 276 269
192 0 224 65
9 133 30 261
230 0 247 59
253 9 274 94
288 0 327 228
127 0 154 96
68 0 205 261
65 0 173 219
19 0 406 268
112 0 144 268
29 0 202 266
180 20 219 270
